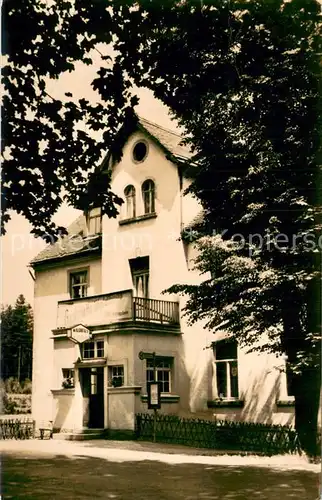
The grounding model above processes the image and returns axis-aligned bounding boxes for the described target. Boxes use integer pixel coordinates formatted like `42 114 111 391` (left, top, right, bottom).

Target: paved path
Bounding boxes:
1 440 320 500
1 438 320 471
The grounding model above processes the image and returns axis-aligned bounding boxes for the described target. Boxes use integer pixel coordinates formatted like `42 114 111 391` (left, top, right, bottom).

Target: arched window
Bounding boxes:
124 185 136 219
142 180 155 214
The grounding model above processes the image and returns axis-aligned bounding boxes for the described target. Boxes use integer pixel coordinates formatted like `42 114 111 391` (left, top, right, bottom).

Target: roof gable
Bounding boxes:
30 116 194 267
103 113 192 171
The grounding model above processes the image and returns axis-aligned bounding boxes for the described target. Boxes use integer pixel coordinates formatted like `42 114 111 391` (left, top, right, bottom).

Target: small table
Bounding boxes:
39 422 53 439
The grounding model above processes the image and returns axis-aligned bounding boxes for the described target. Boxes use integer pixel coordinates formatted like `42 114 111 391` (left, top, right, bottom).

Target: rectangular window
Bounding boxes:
83 341 95 359
88 207 102 235
62 368 74 379
146 358 172 393
89 215 102 235
108 365 124 387
82 339 104 359
96 340 104 358
62 369 74 388
70 270 88 299
214 340 239 399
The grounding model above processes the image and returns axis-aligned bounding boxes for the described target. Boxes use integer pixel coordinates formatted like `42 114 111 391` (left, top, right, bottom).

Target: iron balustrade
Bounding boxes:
133 297 180 325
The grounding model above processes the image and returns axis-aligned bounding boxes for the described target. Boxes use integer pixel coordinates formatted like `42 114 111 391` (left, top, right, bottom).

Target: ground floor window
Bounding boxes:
146 358 172 393
62 368 74 388
108 365 124 388
213 340 239 399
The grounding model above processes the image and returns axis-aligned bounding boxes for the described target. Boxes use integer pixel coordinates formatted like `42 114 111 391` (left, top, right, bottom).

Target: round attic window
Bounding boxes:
132 141 148 163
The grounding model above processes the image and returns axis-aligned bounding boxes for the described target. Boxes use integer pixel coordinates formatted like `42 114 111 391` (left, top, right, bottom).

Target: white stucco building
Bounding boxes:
30 117 295 437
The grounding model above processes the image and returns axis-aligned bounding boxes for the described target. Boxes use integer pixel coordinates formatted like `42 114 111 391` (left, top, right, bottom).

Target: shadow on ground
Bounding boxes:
2 453 319 500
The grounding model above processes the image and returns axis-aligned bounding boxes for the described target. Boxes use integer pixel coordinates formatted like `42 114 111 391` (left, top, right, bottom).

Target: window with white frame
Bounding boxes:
213 340 239 399
108 365 124 388
70 270 88 299
88 207 102 235
82 339 105 359
124 185 136 219
142 179 155 214
146 358 172 393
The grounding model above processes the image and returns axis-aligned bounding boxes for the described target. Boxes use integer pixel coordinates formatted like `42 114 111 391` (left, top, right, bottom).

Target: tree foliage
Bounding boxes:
2 0 321 454
1 295 33 381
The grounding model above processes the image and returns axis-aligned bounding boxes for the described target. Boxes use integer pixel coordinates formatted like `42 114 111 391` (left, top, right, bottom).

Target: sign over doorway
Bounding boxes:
68 324 91 343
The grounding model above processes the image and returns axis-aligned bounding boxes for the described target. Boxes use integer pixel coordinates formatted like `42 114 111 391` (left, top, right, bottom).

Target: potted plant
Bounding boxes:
62 377 74 389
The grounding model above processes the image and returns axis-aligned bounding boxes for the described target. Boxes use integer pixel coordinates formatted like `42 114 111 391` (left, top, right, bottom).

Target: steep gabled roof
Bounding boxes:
137 117 192 161
102 113 193 171
30 116 193 267
30 215 101 267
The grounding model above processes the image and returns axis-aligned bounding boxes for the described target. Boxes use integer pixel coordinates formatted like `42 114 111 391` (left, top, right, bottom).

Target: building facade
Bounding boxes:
31 117 295 435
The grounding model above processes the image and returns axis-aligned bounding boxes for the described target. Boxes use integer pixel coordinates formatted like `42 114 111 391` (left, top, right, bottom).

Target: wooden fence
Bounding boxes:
135 413 301 455
0 418 35 440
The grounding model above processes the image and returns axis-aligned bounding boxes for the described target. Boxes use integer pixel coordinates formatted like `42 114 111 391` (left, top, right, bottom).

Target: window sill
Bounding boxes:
276 398 295 407
207 399 244 408
119 213 157 226
108 386 142 395
141 394 180 404
51 389 75 396
74 358 107 367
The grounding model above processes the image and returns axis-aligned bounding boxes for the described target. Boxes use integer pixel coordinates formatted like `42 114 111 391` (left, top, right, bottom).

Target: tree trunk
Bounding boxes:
282 283 321 457
294 365 321 457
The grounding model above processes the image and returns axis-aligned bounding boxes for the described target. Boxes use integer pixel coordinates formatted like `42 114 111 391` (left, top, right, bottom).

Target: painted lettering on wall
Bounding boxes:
57 292 133 328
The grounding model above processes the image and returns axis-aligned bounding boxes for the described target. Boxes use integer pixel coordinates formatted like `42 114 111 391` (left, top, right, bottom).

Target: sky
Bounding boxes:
1 50 177 307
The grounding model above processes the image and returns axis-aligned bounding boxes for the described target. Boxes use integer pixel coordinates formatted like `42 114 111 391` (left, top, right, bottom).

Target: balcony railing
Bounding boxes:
56 290 180 329
133 297 179 325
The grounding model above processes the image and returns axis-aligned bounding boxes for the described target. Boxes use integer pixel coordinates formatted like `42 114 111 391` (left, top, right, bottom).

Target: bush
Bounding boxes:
5 377 22 394
0 379 32 415
4 395 32 414
21 379 32 394
0 391 18 414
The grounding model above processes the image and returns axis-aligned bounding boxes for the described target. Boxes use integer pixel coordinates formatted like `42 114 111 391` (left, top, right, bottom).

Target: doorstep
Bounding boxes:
53 428 108 441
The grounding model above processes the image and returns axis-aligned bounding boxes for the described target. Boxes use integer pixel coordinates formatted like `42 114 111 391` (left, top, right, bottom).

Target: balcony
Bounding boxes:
56 290 180 330
133 297 180 324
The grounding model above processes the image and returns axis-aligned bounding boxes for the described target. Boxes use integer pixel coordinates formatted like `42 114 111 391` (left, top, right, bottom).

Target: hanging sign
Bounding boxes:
68 324 92 343
138 351 155 360
147 381 161 409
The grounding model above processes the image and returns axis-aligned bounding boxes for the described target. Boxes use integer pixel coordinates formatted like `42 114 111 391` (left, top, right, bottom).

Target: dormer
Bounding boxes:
86 207 102 236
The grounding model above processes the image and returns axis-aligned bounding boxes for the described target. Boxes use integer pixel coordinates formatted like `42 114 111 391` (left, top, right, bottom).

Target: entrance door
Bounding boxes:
81 367 104 428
